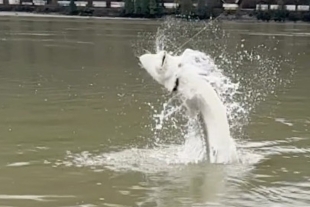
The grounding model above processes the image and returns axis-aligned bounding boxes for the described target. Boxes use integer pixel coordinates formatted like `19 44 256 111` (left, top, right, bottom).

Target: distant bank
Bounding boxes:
0 5 309 23
0 11 146 20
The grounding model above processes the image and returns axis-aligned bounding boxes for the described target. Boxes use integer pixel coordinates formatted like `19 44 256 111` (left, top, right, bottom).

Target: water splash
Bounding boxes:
134 17 294 138
59 17 294 173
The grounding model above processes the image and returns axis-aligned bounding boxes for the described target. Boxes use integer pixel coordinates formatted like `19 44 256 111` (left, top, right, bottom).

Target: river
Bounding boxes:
0 16 309 207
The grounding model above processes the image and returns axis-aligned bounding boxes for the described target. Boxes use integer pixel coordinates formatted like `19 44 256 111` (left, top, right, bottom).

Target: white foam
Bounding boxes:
7 162 30 167
275 118 294 126
0 195 74 201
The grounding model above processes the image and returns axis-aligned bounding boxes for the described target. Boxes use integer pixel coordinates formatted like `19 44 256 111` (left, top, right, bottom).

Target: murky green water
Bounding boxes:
0 16 309 207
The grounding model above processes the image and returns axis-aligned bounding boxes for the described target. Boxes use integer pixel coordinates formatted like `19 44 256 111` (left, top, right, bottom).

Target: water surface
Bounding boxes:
0 16 309 207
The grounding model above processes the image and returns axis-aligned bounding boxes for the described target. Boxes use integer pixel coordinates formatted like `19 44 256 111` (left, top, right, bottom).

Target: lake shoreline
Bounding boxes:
0 11 310 25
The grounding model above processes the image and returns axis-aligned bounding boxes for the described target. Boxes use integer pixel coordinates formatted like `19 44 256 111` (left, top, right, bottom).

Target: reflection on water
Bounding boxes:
0 16 309 207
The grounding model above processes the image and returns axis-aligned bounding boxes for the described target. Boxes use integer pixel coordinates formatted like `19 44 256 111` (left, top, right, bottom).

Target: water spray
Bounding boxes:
172 15 222 55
